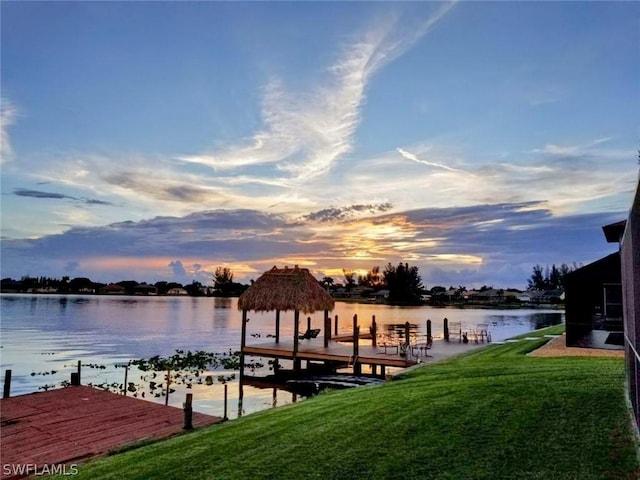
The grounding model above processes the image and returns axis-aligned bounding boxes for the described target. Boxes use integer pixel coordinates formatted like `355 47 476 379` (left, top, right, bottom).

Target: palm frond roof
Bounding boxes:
238 266 334 314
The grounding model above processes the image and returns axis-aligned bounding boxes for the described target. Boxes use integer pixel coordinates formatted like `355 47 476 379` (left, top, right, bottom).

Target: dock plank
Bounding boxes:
243 339 418 368
0 386 222 479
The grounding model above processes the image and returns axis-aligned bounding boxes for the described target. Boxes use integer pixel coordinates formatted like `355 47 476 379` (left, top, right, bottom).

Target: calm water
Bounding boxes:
0 294 563 418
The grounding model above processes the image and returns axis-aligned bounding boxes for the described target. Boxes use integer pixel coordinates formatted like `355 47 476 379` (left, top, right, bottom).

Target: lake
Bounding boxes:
0 294 563 419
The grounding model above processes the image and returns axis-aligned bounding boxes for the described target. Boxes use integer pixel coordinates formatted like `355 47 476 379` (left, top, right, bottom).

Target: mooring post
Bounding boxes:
307 316 311 332
293 310 301 371
224 384 229 420
352 314 358 341
123 365 129 396
427 319 433 344
77 360 81 385
3 369 11 398
324 310 330 348
165 369 171 406
404 321 411 357
334 314 339 336
371 315 377 347
275 310 280 343
371 316 377 376
183 393 193 430
240 309 247 385
353 325 361 375
444 317 449 341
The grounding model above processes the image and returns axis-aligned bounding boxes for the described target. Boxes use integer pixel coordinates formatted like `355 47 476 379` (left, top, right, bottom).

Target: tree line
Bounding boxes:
526 263 578 291
0 262 425 304
320 262 424 305
1 261 570 303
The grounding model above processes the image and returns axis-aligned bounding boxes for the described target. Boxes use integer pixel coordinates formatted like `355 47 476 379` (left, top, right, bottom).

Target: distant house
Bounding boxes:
470 289 503 303
134 284 158 295
167 287 188 296
516 293 532 303
372 290 390 301
100 284 126 295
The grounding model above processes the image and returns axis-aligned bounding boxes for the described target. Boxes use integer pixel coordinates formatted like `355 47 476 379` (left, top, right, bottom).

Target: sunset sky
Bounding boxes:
1 1 638 289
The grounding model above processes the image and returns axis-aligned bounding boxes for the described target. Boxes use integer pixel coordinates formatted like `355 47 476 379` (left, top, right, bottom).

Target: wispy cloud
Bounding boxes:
397 147 468 173
179 2 458 184
533 136 613 156
0 98 17 162
13 188 115 206
302 203 394 222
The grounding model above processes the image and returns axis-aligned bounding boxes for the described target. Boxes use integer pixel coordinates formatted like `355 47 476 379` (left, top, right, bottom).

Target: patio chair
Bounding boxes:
298 328 321 340
377 334 399 355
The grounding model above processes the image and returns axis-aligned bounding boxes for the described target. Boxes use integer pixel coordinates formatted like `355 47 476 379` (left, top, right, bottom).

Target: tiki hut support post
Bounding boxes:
324 310 330 348
275 310 280 343
293 310 301 371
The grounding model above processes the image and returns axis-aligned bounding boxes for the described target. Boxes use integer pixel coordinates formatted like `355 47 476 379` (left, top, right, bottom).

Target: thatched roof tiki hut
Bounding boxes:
237 266 335 371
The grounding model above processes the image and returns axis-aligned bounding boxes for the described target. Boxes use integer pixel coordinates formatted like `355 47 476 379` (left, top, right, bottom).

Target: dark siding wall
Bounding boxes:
565 253 621 345
622 180 640 429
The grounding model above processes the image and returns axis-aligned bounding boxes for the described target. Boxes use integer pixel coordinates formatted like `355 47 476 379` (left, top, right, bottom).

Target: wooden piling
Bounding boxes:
334 314 339 335
352 315 361 375
183 393 193 430
307 316 311 332
444 317 449 341
3 369 11 398
224 384 229 420
77 360 81 385
123 365 129 396
427 319 433 344
165 369 171 406
371 316 377 376
275 310 280 343
324 310 330 348
293 310 301 371
371 315 377 347
404 321 411 356
353 325 361 375
238 310 248 417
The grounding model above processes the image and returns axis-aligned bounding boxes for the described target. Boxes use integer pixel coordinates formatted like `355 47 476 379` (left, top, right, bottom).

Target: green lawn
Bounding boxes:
63 325 639 480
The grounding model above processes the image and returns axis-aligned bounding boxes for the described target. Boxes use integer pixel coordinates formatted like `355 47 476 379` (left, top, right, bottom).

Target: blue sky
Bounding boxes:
1 1 638 289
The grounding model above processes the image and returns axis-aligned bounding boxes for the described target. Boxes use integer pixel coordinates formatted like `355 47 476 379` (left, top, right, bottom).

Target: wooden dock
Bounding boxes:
0 386 222 478
242 338 418 369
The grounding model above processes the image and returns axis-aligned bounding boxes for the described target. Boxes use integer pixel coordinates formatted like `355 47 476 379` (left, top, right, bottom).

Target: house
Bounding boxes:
469 289 504 303
372 290 390 301
564 250 622 345
100 284 126 295
134 284 158 295
167 287 188 296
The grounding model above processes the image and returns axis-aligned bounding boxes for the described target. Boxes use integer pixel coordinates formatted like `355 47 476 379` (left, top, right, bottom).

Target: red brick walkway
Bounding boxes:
0 386 222 478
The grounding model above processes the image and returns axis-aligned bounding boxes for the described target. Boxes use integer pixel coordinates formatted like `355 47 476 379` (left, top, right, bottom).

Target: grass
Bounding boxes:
60 325 638 480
